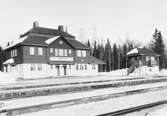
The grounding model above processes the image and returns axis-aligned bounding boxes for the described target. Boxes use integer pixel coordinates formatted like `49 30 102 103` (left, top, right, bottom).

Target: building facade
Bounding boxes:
3 22 105 79
126 47 160 77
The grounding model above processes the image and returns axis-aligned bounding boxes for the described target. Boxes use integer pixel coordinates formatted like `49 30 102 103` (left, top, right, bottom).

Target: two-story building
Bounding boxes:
2 22 105 79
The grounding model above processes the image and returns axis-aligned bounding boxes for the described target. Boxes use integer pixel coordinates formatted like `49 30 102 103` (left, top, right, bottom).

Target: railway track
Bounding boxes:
0 78 167 100
97 100 167 116
1 85 167 116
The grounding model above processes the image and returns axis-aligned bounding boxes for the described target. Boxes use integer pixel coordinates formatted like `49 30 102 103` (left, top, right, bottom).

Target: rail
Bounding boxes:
1 85 167 116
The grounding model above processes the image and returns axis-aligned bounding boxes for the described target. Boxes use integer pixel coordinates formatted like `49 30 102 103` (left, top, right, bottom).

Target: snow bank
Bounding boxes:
99 69 128 77
0 71 16 84
159 69 167 76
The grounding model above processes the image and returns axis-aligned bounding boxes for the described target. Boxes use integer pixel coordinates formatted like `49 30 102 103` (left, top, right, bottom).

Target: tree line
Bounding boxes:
88 29 167 72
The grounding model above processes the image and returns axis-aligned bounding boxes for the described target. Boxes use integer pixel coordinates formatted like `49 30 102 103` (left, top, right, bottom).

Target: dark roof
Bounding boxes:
21 27 75 38
22 35 49 46
88 56 106 64
65 39 91 50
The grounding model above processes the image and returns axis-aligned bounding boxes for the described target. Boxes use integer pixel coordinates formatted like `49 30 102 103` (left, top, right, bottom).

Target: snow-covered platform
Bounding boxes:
1 81 167 116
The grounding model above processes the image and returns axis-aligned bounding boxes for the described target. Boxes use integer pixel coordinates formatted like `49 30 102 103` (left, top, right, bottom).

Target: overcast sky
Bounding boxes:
0 0 167 46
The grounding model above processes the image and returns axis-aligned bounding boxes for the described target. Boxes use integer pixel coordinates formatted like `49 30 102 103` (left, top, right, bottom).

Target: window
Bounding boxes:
11 49 17 57
38 64 42 71
50 48 53 53
11 51 13 57
38 48 43 55
146 56 150 62
151 56 155 61
69 49 72 54
76 65 79 70
55 49 58 56
30 64 35 71
80 65 84 70
77 50 81 57
85 64 87 70
82 50 86 57
30 47 35 55
92 65 96 70
64 49 67 56
59 49 63 56
15 49 17 57
69 65 72 69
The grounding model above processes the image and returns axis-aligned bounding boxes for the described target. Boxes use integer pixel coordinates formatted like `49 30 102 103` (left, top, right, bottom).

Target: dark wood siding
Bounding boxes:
23 46 47 63
74 50 91 64
4 46 23 64
47 38 74 64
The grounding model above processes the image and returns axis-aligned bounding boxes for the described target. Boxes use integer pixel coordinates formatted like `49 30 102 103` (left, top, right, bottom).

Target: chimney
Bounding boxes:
58 25 64 31
33 21 39 28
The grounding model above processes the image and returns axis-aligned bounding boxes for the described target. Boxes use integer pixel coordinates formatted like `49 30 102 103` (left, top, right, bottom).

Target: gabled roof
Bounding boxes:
65 39 91 50
127 48 159 56
22 35 49 46
3 35 49 50
45 36 60 44
4 25 90 50
21 27 75 38
4 35 91 50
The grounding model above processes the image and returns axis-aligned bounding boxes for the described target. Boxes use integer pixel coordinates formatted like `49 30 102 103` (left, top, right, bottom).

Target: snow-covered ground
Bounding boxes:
18 84 167 116
0 71 16 84
100 68 167 77
1 68 167 86
1 81 167 111
147 104 167 116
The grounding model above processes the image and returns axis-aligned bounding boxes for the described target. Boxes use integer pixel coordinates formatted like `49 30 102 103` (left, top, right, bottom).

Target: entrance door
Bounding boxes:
63 66 67 75
56 66 60 76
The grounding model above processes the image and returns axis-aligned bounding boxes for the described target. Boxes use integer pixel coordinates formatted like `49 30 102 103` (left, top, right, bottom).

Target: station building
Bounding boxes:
127 47 160 76
2 22 105 79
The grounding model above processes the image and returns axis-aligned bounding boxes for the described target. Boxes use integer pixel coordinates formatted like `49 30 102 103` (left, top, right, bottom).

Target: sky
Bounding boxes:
0 0 167 46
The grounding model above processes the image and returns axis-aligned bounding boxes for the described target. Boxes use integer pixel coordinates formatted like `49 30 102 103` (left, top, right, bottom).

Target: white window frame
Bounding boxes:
30 47 35 55
82 50 86 57
55 49 58 56
69 49 72 54
15 49 17 57
38 47 43 55
64 49 67 56
59 49 63 56
77 50 81 57
50 48 53 53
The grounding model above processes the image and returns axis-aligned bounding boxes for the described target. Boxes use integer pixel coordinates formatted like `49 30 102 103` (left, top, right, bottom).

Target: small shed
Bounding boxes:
126 47 160 76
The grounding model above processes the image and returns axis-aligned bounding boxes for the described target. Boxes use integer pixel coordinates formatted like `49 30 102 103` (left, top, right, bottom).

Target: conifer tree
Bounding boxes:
150 29 166 70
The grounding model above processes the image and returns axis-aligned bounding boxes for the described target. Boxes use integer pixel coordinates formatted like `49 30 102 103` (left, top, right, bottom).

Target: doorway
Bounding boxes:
56 66 60 76
63 65 67 75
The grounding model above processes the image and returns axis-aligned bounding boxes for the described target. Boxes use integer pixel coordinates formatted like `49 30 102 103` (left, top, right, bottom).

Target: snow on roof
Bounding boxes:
3 36 27 50
45 36 60 44
3 58 14 65
127 48 138 55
